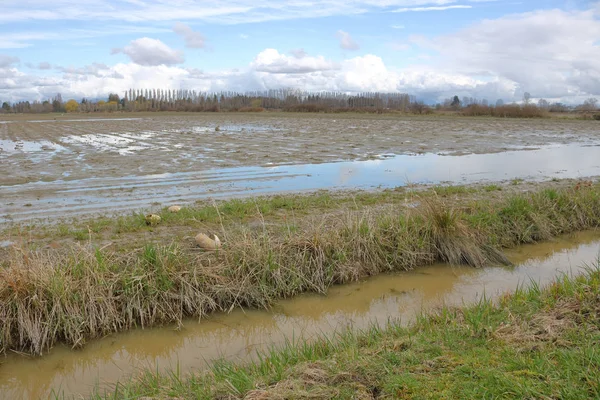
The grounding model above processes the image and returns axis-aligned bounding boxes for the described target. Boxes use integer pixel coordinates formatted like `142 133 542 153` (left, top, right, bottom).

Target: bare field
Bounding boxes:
1 113 599 222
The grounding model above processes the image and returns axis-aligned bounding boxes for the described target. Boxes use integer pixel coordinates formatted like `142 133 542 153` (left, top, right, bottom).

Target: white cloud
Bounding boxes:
336 30 360 51
112 37 184 66
393 5 472 12
0 32 61 49
0 55 19 68
412 8 600 98
390 24 405 29
3 4 600 105
250 49 338 74
173 22 206 48
0 0 488 25
57 62 124 79
290 48 308 58
0 26 171 49
240 34 249 40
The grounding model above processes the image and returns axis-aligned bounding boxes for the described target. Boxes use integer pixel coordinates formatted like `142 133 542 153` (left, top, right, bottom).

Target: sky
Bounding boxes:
1 0 599 104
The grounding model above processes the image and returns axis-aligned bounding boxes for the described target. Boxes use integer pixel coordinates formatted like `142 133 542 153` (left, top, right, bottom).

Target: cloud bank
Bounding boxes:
2 4 600 105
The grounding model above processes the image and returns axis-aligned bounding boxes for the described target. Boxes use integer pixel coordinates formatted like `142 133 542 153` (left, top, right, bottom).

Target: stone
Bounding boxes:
145 214 161 226
168 205 181 213
195 233 222 250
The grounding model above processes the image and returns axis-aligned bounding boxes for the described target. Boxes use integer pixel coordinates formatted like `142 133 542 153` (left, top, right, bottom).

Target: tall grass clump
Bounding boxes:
1 184 600 355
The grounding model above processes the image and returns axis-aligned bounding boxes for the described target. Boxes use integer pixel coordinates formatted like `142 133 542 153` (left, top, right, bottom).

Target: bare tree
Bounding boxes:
537 98 549 109
582 97 598 111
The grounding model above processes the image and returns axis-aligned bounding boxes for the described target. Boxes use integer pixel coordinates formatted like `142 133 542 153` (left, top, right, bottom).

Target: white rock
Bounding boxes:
168 205 181 213
195 233 222 250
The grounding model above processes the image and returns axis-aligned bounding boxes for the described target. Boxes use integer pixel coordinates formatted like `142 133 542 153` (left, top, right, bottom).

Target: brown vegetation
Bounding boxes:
1 184 600 356
462 104 547 118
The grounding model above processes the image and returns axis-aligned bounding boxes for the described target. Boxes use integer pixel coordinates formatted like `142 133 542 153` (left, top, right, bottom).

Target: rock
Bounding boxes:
145 214 161 226
168 205 181 213
195 233 222 250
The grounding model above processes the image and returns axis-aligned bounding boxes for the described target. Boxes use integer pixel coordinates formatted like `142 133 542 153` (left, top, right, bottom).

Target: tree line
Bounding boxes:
0 89 598 115
0 89 415 114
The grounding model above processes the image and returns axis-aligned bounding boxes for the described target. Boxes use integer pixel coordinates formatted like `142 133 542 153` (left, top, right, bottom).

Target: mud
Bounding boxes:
1 113 599 223
0 229 598 399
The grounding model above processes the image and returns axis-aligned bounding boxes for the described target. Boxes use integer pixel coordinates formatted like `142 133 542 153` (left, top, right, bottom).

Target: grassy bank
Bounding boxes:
2 184 600 356
87 263 600 399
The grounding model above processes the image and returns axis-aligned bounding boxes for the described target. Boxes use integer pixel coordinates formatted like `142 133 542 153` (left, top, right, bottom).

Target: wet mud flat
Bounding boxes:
1 230 599 399
1 113 600 223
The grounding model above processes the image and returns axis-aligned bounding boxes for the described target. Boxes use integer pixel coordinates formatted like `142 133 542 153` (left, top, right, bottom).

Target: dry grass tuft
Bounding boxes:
419 198 511 267
1 185 600 355
243 361 377 400
495 286 600 349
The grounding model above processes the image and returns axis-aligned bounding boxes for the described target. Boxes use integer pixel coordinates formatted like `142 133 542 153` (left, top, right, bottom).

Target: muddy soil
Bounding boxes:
1 113 599 223
1 113 598 186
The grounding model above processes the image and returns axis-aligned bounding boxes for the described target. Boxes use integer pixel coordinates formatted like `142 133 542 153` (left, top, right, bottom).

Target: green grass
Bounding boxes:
432 185 476 196
17 191 401 241
483 184 502 192
84 264 600 399
2 184 600 357
3 184 490 242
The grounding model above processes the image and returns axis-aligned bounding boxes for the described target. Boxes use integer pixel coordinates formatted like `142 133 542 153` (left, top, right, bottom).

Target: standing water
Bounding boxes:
1 143 600 224
0 231 599 399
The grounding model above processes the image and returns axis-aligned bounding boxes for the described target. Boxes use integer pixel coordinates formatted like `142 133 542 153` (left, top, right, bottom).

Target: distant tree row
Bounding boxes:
0 90 597 115
113 88 417 113
436 94 599 114
0 89 416 114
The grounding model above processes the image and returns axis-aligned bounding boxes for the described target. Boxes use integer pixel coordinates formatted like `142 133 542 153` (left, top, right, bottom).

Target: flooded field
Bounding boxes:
1 230 599 399
1 113 599 223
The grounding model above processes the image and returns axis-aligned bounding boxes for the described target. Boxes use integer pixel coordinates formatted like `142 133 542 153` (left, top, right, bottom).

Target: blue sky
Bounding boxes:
1 0 599 103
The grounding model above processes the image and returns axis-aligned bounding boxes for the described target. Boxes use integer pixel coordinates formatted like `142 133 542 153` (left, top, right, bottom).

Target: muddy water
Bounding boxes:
2 143 600 224
1 231 599 399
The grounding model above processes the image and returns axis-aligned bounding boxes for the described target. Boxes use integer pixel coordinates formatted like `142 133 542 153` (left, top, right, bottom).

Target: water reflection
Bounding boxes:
2 144 599 224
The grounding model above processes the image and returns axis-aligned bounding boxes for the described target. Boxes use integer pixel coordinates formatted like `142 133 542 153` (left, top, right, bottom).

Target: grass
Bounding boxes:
483 184 502 192
14 191 396 241
2 184 600 357
83 262 600 399
431 185 476 196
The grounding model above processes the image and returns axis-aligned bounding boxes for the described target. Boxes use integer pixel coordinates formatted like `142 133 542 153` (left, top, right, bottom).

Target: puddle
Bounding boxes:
1 230 599 399
1 143 599 223
169 124 278 134
0 139 68 155
25 118 143 123
60 133 160 155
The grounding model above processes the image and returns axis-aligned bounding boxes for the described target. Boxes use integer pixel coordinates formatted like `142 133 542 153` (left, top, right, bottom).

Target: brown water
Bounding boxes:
1 231 599 399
